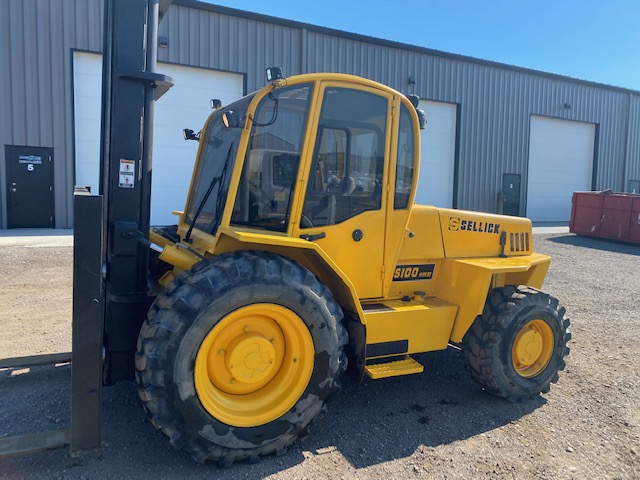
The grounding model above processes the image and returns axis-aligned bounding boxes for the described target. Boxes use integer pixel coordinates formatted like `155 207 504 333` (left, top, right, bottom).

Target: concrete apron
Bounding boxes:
0 229 74 247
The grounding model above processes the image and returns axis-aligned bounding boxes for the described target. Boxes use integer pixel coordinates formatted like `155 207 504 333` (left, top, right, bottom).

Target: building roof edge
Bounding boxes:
173 0 640 95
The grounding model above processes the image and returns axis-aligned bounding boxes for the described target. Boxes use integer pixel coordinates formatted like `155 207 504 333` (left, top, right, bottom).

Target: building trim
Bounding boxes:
592 123 601 191
452 103 462 209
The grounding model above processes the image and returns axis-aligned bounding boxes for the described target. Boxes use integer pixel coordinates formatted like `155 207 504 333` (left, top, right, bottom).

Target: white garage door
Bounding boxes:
415 100 457 208
73 51 244 225
526 116 595 223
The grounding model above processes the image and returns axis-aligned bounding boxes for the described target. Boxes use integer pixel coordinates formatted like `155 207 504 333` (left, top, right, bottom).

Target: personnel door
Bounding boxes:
502 173 521 216
5 145 55 228
296 84 392 299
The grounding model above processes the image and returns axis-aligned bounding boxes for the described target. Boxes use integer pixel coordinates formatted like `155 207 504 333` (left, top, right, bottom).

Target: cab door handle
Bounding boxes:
299 232 326 241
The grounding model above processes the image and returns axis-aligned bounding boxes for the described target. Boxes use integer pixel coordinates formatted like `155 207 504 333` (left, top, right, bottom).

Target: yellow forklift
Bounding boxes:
142 67 570 464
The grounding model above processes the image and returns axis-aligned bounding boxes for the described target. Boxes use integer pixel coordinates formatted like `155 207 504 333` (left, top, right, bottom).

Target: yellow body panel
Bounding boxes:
436 254 551 343
438 208 533 258
296 211 386 299
387 206 445 298
397 206 446 259
212 226 367 321
363 297 458 356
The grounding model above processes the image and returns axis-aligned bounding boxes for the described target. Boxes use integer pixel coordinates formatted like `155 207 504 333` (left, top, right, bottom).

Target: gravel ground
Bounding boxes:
0 233 638 479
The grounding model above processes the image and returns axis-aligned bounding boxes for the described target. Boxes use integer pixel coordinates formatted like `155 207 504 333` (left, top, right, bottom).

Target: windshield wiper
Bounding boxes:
184 142 234 243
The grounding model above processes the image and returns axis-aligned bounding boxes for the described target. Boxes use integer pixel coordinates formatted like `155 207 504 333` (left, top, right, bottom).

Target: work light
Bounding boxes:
266 66 283 82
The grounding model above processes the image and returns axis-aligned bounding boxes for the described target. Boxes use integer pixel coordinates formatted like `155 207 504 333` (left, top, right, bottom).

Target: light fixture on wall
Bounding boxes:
159 36 169 48
408 75 416 86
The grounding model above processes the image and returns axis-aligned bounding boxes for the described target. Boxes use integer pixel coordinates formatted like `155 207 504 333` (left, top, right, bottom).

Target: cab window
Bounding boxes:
231 84 312 231
394 104 415 209
301 88 388 228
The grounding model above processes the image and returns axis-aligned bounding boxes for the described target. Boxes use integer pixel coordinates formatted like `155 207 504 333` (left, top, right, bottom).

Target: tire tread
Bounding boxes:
463 285 570 402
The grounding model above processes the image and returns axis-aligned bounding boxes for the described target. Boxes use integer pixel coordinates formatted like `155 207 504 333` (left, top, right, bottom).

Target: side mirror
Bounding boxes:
182 128 200 141
210 99 222 110
407 94 427 130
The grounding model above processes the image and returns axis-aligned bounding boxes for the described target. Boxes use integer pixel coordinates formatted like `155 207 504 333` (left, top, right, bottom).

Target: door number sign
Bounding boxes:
18 154 42 173
119 159 135 188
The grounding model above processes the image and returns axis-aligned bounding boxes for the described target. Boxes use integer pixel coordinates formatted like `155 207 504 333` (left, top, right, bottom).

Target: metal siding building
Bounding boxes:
1 0 639 228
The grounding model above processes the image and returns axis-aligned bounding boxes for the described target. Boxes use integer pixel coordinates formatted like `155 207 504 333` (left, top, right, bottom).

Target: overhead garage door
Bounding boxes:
527 116 595 223
416 100 457 208
73 51 244 225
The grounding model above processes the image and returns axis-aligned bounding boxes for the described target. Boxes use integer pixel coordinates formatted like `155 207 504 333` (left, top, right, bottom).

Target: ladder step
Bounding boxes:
365 356 424 379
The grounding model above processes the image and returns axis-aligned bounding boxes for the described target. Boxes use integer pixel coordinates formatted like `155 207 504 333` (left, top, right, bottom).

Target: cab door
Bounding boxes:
294 83 393 299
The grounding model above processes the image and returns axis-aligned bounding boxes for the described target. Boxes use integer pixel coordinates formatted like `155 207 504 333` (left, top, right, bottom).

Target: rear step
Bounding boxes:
365 355 424 379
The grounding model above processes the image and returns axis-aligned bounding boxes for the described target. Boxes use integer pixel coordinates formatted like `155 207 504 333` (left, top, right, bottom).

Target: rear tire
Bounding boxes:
463 285 570 402
135 251 347 464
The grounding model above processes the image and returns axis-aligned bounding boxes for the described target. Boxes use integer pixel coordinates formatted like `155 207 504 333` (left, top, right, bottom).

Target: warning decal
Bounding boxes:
119 159 135 188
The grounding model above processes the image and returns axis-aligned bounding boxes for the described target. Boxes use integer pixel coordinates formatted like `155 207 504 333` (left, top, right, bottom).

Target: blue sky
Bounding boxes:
203 0 640 91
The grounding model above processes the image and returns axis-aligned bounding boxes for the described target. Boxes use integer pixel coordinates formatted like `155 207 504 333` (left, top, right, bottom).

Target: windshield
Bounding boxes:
231 83 313 232
184 93 254 236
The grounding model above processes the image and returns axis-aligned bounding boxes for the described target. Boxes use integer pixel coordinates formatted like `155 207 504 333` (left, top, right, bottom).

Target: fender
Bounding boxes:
436 253 551 342
212 226 367 323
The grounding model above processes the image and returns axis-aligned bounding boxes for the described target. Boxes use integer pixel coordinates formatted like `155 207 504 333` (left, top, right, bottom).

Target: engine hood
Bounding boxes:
436 208 533 258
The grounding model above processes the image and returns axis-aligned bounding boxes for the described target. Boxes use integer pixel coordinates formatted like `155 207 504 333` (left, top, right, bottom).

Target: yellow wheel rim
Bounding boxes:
512 319 554 378
194 304 314 427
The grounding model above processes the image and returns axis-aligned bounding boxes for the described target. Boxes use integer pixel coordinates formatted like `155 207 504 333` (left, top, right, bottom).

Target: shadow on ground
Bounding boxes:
300 349 543 469
548 234 640 256
1 348 544 478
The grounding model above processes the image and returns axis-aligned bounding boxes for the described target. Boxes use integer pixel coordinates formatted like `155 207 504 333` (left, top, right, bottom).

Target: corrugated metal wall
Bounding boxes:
1 0 639 227
0 0 103 228
159 5 302 80
160 2 640 213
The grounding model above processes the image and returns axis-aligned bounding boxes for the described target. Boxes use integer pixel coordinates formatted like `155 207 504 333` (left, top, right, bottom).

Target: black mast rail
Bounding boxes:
100 0 173 386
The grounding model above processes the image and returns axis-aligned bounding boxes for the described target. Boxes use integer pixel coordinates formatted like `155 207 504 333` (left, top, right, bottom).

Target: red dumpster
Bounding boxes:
570 191 640 244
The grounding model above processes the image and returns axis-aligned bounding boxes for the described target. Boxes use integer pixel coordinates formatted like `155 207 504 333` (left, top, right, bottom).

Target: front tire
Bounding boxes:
135 251 347 464
463 285 570 402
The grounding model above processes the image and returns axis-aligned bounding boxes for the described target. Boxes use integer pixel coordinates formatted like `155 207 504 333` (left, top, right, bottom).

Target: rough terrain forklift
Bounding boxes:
140 68 570 464
0 0 569 465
